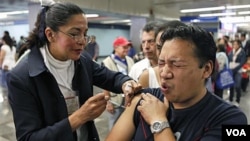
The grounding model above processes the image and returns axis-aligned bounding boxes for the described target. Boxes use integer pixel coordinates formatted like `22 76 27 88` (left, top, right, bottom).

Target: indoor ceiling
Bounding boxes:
1 0 250 28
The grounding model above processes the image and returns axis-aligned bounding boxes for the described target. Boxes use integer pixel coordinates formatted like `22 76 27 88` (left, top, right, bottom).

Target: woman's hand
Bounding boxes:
122 80 142 106
69 93 109 130
106 101 115 114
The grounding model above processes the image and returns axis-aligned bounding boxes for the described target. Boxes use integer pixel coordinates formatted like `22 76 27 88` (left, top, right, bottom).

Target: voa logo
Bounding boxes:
226 129 246 136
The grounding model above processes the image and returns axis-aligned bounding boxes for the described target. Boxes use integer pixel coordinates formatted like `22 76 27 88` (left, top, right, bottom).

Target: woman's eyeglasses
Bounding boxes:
58 30 89 42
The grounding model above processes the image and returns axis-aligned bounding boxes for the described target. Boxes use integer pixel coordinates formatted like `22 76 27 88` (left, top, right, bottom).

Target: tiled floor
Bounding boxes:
1 86 250 141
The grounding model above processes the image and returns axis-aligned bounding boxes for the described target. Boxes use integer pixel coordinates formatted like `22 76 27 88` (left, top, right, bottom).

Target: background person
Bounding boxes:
7 2 141 141
85 35 99 61
228 39 246 107
133 44 145 63
214 44 229 98
102 36 134 130
129 21 162 81
138 20 187 88
0 35 16 88
241 57 250 92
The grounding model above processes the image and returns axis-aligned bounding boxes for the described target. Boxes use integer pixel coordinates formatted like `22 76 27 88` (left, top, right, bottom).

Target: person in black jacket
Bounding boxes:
6 2 141 141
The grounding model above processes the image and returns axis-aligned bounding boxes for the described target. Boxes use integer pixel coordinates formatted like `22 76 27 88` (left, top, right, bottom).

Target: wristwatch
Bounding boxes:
150 120 170 134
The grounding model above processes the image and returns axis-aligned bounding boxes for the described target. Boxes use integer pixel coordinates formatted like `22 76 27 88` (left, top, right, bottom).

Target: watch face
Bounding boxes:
151 121 169 133
153 122 161 130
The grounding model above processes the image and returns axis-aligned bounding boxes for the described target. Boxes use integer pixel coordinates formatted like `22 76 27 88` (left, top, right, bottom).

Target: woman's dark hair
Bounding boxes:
23 2 84 49
160 25 217 77
2 35 13 50
4 31 9 36
217 44 226 53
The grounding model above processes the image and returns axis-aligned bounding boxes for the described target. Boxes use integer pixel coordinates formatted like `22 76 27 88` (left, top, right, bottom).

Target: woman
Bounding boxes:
228 39 246 107
7 2 140 141
214 44 229 98
0 35 16 88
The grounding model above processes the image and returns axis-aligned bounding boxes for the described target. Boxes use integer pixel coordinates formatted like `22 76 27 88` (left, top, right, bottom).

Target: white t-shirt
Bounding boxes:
148 67 160 88
128 58 151 81
1 44 16 70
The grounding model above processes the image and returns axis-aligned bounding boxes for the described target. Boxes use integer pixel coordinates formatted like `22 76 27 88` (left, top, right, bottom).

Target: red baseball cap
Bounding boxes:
113 36 131 48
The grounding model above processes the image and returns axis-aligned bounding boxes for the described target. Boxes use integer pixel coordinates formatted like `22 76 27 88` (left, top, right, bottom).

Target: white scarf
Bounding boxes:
232 47 242 62
229 47 242 70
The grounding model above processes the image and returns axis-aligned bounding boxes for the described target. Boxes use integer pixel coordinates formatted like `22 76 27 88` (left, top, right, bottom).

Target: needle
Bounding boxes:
108 100 125 108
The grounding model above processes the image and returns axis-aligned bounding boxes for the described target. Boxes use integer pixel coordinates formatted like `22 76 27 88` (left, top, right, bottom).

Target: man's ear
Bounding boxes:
203 60 213 79
45 27 55 42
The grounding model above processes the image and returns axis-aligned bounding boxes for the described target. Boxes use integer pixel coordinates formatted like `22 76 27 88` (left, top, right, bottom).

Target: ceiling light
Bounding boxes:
219 16 244 23
180 6 225 13
101 19 131 24
238 11 250 15
0 14 7 19
219 16 250 23
86 14 99 18
235 23 250 27
3 10 29 15
199 12 236 17
227 5 250 9
0 10 28 19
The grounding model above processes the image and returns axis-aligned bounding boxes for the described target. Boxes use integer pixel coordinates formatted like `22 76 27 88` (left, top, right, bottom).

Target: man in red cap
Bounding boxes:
101 36 135 130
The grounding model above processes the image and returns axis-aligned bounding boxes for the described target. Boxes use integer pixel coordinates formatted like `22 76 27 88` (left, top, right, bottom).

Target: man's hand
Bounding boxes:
122 80 142 106
137 93 169 125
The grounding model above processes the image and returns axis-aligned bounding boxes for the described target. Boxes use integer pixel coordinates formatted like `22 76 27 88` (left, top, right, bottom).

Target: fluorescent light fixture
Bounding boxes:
219 16 250 23
238 11 250 15
199 12 236 17
191 19 201 22
227 5 250 9
180 6 225 13
0 10 28 19
2 10 29 15
101 19 131 24
235 23 250 27
0 14 7 19
86 14 99 18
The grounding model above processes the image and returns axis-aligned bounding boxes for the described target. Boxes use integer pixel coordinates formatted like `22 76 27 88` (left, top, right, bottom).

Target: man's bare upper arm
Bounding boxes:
105 94 141 141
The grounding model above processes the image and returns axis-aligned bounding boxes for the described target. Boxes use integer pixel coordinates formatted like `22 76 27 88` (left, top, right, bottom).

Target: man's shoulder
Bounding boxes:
129 58 150 80
125 56 134 63
131 58 149 68
205 93 247 124
102 56 113 65
103 56 112 61
140 88 163 99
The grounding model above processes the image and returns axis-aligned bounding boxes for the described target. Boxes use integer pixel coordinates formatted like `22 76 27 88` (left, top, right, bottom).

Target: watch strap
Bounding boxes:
150 120 170 134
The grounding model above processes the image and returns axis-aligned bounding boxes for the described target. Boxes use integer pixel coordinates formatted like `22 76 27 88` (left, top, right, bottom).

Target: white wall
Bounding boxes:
88 28 130 56
0 23 29 43
0 22 130 56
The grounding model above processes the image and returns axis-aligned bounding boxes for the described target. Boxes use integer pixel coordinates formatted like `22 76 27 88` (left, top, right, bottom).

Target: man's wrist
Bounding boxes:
150 120 170 134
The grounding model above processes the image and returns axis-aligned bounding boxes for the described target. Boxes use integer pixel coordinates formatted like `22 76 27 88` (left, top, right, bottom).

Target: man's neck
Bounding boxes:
149 59 158 67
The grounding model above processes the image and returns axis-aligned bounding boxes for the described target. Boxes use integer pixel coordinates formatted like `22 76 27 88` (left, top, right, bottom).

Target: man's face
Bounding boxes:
141 31 157 61
155 31 163 58
114 45 130 58
158 38 211 108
